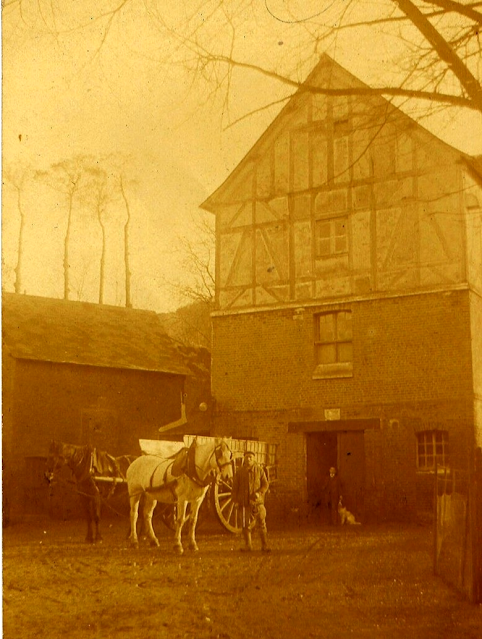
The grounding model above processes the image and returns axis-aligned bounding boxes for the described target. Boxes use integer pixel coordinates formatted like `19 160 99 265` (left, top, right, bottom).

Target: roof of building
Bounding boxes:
2 293 191 376
201 54 477 211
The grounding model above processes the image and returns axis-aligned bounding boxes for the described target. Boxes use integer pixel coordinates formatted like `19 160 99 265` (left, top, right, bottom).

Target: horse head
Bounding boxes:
188 437 233 486
214 437 234 481
45 440 66 485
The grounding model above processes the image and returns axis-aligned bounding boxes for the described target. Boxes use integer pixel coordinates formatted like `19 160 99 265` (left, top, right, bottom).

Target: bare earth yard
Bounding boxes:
3 516 482 639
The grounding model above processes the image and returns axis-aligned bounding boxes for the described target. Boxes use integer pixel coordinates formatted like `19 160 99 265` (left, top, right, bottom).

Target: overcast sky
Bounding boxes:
2 1 482 312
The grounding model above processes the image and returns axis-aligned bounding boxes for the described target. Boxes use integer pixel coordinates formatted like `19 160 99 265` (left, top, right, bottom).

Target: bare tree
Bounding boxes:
175 211 216 306
4 1 480 114
36 157 90 300
82 165 118 305
160 211 216 349
119 173 133 308
3 162 31 294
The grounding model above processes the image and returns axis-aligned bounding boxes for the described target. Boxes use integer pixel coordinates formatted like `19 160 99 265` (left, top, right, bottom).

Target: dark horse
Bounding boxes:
46 440 135 543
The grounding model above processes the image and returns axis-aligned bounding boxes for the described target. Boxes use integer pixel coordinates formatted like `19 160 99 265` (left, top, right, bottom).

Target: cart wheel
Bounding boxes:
210 474 242 534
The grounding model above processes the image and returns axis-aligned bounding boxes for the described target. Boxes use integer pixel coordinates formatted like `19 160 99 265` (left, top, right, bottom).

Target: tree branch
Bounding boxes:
199 52 477 110
420 0 482 22
393 0 482 110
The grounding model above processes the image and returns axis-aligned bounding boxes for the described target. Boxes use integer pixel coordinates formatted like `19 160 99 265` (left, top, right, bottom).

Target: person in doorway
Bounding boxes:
232 450 271 552
322 466 343 525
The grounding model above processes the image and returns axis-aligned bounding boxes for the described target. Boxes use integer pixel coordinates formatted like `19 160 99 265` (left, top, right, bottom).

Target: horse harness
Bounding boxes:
48 443 128 499
147 440 231 495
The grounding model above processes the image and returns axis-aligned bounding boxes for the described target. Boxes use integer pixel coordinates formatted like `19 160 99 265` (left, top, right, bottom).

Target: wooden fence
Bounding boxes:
433 459 482 603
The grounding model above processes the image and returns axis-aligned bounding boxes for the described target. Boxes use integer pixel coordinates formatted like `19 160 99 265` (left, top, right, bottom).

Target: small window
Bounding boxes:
315 217 348 258
315 311 352 365
416 431 449 470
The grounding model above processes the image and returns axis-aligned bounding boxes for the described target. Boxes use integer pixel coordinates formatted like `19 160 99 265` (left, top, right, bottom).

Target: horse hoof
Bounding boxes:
174 546 184 556
149 539 160 548
189 545 199 552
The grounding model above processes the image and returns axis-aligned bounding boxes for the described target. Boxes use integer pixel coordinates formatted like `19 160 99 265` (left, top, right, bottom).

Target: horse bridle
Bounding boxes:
213 441 233 471
188 440 232 487
45 445 94 486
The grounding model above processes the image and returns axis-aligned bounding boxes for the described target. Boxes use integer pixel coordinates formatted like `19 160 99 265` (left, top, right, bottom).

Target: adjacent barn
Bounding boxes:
201 55 482 523
2 293 210 522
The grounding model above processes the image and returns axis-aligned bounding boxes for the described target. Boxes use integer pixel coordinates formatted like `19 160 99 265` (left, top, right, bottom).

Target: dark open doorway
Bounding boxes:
306 432 337 521
306 429 366 522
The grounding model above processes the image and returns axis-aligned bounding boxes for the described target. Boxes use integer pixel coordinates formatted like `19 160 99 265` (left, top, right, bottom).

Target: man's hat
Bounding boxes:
244 450 256 457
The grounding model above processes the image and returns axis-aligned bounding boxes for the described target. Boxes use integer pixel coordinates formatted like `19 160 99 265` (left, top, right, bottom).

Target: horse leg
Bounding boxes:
187 498 203 552
174 500 189 555
128 494 141 548
84 496 94 544
142 494 160 548
93 493 103 543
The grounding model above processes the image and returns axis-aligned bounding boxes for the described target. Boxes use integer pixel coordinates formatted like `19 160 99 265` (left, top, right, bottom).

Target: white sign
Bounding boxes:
324 408 341 421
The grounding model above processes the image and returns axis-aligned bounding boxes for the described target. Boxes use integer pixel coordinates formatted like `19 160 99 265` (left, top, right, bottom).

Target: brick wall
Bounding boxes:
211 290 475 520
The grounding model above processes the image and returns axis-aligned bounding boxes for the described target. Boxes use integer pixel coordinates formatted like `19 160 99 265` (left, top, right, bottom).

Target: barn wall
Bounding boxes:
4 360 184 519
211 289 475 520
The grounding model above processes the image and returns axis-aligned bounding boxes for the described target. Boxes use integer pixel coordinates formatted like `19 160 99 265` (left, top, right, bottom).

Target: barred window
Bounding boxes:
315 311 352 365
416 431 449 470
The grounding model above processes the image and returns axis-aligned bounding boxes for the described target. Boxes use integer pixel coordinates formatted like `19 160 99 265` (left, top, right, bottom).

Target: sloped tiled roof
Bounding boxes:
2 293 190 376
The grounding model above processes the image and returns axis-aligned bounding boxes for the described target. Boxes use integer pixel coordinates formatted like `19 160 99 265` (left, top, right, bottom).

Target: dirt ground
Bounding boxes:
3 514 482 639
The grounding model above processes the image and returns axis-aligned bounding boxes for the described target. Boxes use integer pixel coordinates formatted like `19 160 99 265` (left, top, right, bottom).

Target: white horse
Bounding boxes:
126 437 232 554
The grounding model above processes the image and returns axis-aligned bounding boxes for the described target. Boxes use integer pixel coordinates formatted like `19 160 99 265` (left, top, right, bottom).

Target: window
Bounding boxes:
315 217 348 258
315 311 352 366
416 431 449 470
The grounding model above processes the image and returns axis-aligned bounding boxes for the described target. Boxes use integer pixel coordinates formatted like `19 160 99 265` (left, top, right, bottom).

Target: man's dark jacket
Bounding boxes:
232 463 269 507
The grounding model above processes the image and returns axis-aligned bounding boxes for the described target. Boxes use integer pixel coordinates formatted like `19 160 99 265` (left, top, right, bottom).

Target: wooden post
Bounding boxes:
433 460 438 575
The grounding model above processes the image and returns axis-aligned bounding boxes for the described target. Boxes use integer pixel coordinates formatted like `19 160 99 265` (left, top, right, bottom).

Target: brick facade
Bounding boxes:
211 291 475 520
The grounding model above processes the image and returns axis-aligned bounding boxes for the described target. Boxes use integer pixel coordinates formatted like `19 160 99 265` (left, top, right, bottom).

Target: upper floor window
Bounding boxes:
416 430 449 471
315 311 352 366
315 217 348 258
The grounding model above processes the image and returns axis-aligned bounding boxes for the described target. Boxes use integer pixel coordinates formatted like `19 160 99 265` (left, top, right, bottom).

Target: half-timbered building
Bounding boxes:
202 55 482 521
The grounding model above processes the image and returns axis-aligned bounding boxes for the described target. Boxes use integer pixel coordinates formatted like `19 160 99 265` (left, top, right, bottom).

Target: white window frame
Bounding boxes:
313 310 353 379
416 430 449 471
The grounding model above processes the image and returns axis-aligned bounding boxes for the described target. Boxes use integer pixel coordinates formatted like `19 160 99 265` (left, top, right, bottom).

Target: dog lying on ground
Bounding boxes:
338 498 361 525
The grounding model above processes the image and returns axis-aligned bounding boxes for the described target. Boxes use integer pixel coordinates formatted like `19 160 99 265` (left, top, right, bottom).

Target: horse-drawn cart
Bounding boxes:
46 434 278 546
139 435 278 534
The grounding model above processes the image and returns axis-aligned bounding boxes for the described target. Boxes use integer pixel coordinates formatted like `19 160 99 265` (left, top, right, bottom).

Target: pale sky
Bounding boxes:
2 1 482 312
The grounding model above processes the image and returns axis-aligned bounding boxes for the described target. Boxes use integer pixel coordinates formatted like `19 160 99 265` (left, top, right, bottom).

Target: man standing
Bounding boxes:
322 466 343 525
232 450 271 552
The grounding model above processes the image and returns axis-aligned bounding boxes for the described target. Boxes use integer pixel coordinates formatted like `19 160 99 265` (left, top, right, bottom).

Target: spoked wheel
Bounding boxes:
210 473 242 534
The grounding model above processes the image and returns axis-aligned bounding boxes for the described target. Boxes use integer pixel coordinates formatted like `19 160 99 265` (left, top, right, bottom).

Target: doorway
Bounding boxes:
306 429 366 520
306 432 337 520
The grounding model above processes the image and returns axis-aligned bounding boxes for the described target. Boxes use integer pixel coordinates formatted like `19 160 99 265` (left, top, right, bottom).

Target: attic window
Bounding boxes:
315 217 348 258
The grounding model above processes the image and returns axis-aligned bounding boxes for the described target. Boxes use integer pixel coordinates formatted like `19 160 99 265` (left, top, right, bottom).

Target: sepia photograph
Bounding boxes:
2 1 482 638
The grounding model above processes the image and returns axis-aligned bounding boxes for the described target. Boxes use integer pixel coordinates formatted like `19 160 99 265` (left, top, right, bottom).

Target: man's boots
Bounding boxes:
260 530 271 553
240 528 252 552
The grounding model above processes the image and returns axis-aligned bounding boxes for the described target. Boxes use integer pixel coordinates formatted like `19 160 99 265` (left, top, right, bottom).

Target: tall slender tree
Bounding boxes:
36 157 89 300
3 162 31 294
